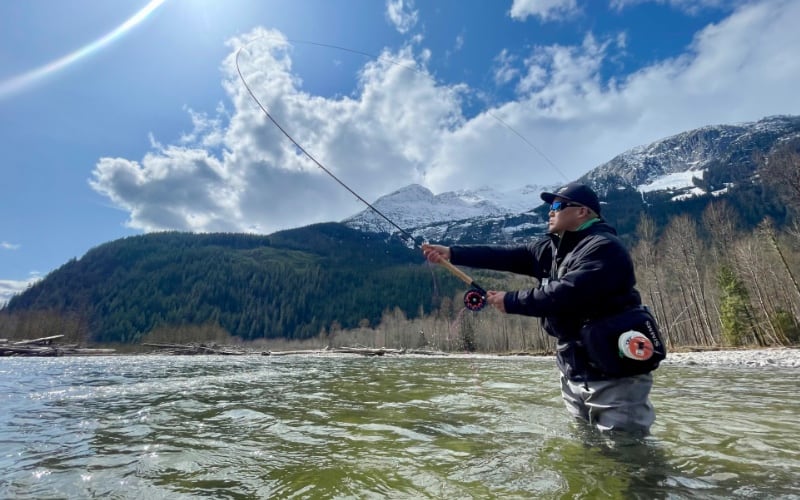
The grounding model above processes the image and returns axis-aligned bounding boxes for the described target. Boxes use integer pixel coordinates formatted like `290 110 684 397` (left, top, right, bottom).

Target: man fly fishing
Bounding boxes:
423 182 665 435
237 42 664 435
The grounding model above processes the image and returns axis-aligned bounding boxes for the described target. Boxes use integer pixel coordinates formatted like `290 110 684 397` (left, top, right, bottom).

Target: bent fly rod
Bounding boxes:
235 43 488 311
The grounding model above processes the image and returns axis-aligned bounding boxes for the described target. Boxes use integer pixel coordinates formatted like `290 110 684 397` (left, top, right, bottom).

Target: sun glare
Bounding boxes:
0 0 168 100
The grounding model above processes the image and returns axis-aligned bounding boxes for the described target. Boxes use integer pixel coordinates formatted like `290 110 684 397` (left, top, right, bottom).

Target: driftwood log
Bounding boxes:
143 342 248 355
0 337 449 357
0 335 115 357
262 347 396 356
262 347 438 357
333 346 405 356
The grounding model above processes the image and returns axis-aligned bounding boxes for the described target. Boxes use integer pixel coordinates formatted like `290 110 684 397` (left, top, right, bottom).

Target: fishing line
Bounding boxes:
234 37 564 311
279 39 570 181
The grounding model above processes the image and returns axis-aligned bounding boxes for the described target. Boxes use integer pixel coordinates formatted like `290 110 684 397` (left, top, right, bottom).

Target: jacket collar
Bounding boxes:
551 219 614 255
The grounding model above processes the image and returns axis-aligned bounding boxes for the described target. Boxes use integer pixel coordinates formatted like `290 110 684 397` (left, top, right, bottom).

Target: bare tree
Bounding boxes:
660 214 716 345
633 214 671 345
702 200 739 266
0 310 90 344
759 218 800 312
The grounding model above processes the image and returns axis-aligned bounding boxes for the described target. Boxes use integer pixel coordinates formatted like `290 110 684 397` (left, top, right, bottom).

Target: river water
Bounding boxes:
1 355 798 499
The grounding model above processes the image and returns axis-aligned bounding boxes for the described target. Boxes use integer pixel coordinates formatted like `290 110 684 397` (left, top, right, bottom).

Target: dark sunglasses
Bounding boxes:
550 200 582 212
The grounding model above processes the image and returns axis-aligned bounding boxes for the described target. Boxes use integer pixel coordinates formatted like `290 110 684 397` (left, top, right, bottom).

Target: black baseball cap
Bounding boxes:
540 182 601 215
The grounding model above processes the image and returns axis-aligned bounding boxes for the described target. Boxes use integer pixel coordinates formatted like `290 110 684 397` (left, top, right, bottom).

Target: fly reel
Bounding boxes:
424 252 489 312
463 288 487 311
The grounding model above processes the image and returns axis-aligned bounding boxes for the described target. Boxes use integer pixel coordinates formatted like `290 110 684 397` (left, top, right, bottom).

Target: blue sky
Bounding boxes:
2 0 799 304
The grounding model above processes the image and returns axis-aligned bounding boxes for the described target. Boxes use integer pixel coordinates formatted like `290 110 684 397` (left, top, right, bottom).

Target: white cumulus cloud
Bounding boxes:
0 275 40 307
509 0 580 21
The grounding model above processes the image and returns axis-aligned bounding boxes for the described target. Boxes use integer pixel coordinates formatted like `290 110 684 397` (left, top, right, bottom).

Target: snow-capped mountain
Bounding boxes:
343 115 800 244
342 183 556 244
584 115 800 199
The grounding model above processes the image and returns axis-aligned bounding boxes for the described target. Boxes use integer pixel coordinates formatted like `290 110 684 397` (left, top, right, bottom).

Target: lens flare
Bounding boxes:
0 0 168 100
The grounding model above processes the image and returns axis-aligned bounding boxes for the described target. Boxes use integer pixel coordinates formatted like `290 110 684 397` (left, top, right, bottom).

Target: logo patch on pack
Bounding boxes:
581 306 666 377
618 331 654 360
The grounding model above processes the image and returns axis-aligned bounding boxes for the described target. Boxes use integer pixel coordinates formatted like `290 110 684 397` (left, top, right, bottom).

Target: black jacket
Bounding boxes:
450 220 641 381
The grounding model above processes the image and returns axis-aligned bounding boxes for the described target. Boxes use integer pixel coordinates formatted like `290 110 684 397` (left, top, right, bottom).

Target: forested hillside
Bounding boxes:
2 224 463 343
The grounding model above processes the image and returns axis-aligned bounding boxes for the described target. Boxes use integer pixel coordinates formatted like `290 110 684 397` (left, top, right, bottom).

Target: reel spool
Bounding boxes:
463 288 487 311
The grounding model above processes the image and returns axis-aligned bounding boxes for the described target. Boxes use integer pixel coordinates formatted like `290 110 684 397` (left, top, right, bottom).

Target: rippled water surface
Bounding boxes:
1 355 798 499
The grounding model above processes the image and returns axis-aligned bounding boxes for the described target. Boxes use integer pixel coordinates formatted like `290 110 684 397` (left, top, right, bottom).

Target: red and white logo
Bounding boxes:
618 331 654 360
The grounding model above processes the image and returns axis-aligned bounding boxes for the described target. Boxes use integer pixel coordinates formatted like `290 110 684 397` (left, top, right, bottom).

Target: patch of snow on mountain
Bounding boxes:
502 222 540 234
671 187 707 201
711 186 731 197
638 170 704 193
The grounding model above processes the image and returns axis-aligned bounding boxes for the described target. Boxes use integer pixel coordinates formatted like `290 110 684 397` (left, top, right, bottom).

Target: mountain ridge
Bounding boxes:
342 114 799 244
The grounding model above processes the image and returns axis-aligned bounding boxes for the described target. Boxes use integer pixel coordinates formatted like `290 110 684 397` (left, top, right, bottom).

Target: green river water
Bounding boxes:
1 355 798 498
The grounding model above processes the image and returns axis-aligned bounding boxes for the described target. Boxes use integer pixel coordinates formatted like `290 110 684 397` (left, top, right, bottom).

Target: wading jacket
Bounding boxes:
450 220 642 382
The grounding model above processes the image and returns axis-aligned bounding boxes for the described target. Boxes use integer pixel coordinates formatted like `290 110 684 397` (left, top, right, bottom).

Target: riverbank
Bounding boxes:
663 346 800 368
3 334 799 367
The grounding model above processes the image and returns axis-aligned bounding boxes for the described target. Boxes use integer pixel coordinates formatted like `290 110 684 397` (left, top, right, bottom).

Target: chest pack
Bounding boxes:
580 305 667 377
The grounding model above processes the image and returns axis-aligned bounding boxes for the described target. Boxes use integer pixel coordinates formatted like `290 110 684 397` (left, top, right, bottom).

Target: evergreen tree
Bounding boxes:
717 265 752 346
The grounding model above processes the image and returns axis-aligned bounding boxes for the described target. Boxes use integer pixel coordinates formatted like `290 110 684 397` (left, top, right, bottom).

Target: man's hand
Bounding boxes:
487 290 507 312
421 243 451 264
